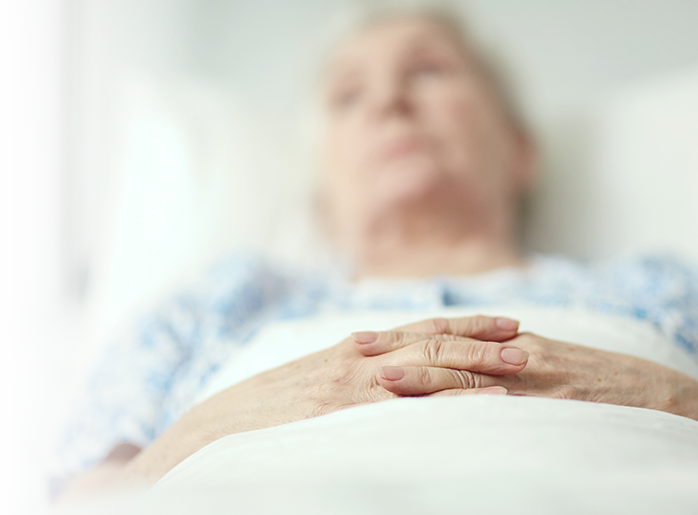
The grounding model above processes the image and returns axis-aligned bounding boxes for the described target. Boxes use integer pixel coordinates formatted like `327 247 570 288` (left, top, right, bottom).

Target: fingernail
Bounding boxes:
501 347 529 365
352 331 378 344
477 386 508 395
495 317 519 331
380 366 405 381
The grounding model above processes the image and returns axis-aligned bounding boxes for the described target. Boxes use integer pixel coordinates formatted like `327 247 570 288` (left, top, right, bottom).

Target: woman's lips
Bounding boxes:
378 137 428 163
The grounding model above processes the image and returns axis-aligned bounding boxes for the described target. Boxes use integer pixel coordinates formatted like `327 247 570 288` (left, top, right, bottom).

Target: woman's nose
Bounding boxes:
368 75 412 121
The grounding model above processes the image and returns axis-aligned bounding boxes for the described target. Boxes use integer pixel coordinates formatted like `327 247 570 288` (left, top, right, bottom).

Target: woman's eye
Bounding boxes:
330 88 361 110
408 59 450 80
415 63 440 75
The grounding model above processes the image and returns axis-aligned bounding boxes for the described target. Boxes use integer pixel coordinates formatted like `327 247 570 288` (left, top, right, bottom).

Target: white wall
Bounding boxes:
2 0 61 322
463 0 698 117
68 0 342 301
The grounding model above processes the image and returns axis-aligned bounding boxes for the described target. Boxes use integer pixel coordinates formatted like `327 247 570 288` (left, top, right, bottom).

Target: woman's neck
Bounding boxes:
350 230 525 280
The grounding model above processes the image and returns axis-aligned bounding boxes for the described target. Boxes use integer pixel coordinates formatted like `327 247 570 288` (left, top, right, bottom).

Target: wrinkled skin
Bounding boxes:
366 331 698 419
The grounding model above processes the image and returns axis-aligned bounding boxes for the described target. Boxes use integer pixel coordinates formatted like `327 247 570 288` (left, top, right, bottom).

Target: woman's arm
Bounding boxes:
500 333 698 421
58 315 525 499
56 255 292 501
57 444 142 503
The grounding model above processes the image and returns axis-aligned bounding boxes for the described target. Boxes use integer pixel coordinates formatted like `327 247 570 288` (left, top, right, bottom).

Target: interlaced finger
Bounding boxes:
376 365 504 395
353 330 466 356
392 315 519 341
381 337 529 375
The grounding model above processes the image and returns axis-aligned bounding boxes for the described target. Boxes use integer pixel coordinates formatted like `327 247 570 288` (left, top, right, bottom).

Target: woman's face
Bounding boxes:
318 16 533 245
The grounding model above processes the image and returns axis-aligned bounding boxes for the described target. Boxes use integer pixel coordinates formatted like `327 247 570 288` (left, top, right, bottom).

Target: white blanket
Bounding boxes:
142 307 698 514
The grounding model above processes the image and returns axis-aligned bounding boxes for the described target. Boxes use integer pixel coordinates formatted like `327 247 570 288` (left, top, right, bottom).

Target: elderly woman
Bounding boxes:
58 7 698 499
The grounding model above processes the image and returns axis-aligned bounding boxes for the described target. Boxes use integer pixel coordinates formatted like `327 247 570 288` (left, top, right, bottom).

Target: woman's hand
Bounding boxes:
352 316 527 395
500 334 698 420
117 315 526 484
372 330 698 421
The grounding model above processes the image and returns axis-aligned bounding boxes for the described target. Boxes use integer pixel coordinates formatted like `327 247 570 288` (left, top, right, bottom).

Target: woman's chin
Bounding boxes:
372 164 446 209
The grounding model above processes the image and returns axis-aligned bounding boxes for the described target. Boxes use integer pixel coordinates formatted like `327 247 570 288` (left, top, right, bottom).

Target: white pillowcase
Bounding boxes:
527 67 698 263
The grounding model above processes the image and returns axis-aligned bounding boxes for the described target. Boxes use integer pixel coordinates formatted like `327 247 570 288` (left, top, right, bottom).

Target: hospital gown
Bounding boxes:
54 253 698 485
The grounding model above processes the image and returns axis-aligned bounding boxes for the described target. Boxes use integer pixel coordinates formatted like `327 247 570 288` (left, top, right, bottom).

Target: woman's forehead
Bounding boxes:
324 17 466 79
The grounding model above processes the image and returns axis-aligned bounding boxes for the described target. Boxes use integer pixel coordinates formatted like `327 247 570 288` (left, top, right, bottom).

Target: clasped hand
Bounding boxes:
196 315 526 439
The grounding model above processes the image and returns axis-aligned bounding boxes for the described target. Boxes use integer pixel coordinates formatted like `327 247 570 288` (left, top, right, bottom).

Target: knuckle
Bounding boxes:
331 361 363 387
454 370 478 389
466 341 490 364
471 373 485 389
382 330 396 341
417 367 433 388
392 331 410 348
421 338 445 363
515 333 543 352
378 331 393 348
365 377 393 401
381 331 408 351
364 373 394 403
429 317 450 335
471 315 490 334
331 370 352 386
517 332 538 345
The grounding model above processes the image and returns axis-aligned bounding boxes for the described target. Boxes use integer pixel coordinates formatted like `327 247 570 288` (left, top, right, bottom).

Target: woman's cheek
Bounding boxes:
427 97 480 170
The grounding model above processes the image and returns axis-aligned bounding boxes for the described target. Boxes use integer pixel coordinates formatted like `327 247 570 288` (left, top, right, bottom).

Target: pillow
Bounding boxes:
88 73 320 342
88 74 269 336
527 67 698 263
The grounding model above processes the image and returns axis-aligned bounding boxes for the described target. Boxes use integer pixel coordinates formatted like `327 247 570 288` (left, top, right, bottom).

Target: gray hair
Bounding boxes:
309 0 530 136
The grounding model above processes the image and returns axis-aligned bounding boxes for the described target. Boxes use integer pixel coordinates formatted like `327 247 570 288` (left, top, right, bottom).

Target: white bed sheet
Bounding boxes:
144 395 698 514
